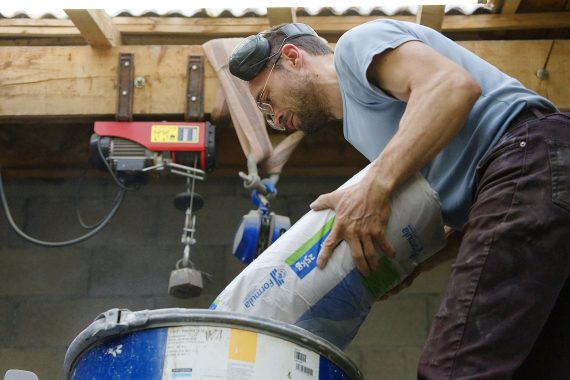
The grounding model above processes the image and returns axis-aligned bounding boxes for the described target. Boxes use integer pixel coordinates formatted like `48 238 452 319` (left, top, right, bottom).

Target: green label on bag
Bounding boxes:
285 217 335 279
361 256 402 298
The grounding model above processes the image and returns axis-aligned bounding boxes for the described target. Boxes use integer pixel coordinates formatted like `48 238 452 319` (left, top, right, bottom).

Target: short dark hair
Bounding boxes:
263 23 333 66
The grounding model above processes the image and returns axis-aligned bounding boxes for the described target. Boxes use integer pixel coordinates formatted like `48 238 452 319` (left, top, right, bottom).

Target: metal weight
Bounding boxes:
168 267 203 298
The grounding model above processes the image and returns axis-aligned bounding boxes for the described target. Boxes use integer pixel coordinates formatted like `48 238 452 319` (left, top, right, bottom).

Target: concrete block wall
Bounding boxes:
0 175 454 380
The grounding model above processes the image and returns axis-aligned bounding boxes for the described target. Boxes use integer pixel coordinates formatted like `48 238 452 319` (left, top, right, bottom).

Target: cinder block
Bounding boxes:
155 194 251 248
142 177 241 197
286 196 314 224
89 245 178 297
277 176 347 197
79 193 160 248
344 347 363 374
0 347 65 380
22 196 79 242
350 296 429 348
185 196 253 245
426 294 446 332
0 196 28 249
18 190 158 249
90 244 227 298
155 198 192 246
404 258 453 295
0 300 15 345
357 348 422 380
0 178 85 199
0 248 90 296
404 348 422 378
13 296 155 348
361 349 407 380
223 249 247 285
153 295 214 310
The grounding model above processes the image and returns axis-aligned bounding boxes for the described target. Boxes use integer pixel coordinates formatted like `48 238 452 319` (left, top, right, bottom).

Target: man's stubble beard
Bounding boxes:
286 73 339 135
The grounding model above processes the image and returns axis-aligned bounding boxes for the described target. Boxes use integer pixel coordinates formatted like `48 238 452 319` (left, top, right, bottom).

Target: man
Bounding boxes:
228 20 569 379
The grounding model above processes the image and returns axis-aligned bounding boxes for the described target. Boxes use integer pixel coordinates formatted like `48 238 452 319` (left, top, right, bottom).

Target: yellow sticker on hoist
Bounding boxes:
151 125 200 143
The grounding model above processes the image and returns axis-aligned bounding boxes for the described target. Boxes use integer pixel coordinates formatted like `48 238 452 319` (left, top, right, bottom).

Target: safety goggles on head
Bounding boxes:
229 23 318 82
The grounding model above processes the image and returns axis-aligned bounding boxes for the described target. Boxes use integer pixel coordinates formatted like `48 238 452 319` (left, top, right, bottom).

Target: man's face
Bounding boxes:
249 64 336 134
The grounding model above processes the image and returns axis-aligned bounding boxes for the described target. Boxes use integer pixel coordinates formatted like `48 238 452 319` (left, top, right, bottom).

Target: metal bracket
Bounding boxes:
185 55 204 121
116 53 134 121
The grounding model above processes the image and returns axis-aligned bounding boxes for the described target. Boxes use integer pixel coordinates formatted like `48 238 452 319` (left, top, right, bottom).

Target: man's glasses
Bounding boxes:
256 55 286 131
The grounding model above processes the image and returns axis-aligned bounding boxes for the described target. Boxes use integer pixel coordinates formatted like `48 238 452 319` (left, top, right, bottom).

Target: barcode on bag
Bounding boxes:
294 350 307 363
295 363 314 377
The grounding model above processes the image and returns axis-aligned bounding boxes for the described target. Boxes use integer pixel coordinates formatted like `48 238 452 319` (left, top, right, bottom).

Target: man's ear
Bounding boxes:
281 43 302 68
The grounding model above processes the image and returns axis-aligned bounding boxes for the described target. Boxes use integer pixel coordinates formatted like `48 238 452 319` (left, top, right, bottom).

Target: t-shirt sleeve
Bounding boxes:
334 20 420 101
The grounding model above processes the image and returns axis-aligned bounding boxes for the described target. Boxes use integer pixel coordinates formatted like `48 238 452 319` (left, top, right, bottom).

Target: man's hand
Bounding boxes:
310 175 396 276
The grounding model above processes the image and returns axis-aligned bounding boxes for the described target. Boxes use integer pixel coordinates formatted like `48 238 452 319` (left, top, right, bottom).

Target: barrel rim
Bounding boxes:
64 308 364 380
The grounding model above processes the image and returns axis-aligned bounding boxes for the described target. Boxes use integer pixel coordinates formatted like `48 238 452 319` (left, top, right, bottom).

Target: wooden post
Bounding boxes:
416 5 446 31
267 7 297 27
64 9 121 47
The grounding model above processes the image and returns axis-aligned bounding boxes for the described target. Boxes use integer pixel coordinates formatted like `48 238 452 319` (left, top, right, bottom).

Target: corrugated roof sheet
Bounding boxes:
0 5 491 19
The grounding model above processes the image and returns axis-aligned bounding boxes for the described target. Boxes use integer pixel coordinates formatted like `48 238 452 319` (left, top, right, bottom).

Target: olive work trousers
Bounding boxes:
418 110 570 379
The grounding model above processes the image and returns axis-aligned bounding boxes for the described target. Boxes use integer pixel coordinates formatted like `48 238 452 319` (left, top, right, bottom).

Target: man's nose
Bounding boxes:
273 110 284 127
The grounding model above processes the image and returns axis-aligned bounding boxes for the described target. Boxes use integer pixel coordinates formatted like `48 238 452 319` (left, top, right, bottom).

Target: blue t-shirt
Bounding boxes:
334 19 556 230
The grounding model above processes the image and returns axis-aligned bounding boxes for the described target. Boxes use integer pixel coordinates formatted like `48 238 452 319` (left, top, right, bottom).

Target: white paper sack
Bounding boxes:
211 163 447 349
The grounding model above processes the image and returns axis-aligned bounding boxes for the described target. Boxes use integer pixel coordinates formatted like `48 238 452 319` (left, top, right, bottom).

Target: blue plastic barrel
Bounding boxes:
64 308 364 380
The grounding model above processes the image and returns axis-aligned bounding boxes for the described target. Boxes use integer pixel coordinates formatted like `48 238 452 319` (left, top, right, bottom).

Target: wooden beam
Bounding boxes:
0 19 79 38
501 0 523 14
0 46 219 118
1 13 569 42
416 5 446 31
267 7 297 27
0 41 568 120
64 9 121 47
442 12 570 31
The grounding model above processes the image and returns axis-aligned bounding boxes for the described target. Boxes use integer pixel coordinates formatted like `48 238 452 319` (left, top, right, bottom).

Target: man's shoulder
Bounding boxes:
341 19 413 38
337 19 418 53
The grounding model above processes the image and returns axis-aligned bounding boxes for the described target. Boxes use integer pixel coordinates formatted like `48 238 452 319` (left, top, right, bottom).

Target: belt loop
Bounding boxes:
531 108 546 119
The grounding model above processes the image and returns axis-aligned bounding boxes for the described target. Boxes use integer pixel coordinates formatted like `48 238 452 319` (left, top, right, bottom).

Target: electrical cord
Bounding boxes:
74 168 114 230
0 138 134 247
0 136 150 247
75 140 138 229
76 185 125 230
0 168 126 248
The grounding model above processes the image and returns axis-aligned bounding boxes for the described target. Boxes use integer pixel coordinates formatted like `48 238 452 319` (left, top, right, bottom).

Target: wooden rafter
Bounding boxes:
267 7 297 27
64 9 121 47
416 5 446 31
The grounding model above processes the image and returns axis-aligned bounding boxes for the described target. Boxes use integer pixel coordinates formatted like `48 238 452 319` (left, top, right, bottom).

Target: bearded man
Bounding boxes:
228 21 570 379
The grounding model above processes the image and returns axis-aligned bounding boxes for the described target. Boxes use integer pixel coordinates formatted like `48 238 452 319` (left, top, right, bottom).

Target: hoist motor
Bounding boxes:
90 121 215 185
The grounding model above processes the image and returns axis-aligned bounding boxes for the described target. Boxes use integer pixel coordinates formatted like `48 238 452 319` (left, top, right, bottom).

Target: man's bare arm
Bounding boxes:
312 41 480 276
366 40 481 196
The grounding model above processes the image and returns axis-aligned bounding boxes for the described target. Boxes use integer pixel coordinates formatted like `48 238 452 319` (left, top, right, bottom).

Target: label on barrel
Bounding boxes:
161 326 319 379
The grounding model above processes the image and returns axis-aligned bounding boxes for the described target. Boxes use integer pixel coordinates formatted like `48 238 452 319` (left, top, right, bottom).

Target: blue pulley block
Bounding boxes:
232 209 290 264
